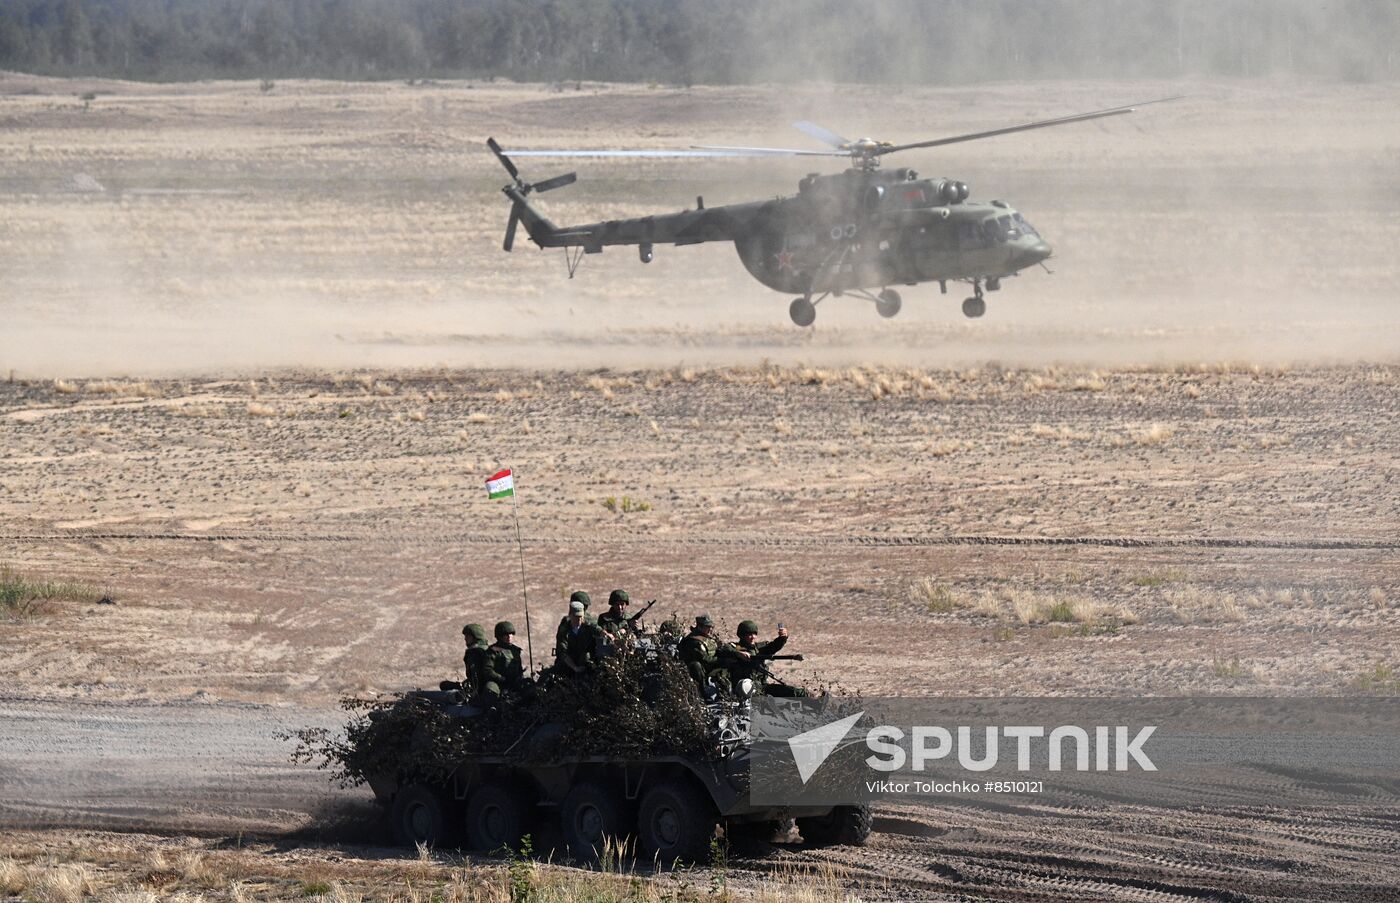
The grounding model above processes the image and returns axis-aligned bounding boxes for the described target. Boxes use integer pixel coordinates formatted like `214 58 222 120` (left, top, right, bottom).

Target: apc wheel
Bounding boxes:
561 782 633 864
876 289 902 318
797 805 873 847
638 781 717 865
465 783 532 855
789 297 816 327
390 784 452 850
961 296 986 318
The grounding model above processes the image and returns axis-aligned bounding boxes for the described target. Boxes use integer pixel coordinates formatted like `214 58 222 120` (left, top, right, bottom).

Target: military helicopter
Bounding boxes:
487 98 1177 326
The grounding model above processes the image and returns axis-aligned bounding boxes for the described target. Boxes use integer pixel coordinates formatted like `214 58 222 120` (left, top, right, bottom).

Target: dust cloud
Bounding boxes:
1 76 1397 378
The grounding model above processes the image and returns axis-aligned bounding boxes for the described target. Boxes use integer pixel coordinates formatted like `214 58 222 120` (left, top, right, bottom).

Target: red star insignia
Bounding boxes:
774 248 796 272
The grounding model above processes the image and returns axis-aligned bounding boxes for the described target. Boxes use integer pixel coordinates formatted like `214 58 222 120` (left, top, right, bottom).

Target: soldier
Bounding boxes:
719 620 807 697
481 620 528 705
555 590 596 657
556 600 602 675
596 589 637 637
678 614 729 695
461 622 491 701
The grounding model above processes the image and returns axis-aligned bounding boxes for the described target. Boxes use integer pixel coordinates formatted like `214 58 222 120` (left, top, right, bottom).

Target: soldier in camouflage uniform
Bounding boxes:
718 620 807 697
678 614 729 695
596 588 639 638
480 620 528 705
555 600 602 675
461 622 491 701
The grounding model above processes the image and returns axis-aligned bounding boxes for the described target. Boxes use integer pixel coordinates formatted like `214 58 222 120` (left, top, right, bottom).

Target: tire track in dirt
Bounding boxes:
4 531 1396 550
740 800 1400 902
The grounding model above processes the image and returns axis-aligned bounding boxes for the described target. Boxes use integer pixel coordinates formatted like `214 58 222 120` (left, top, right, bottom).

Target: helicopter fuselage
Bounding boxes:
521 166 1051 298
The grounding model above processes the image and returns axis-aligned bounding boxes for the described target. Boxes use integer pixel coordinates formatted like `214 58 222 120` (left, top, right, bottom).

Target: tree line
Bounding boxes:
1 0 1394 85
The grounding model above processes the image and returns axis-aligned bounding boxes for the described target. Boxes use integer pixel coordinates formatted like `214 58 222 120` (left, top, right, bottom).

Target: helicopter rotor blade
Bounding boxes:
689 144 849 157
486 137 520 180
532 172 578 193
503 203 520 252
877 96 1185 156
501 148 842 158
793 120 852 149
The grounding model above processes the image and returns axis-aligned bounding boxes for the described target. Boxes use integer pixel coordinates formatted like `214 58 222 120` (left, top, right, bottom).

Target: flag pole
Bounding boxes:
509 465 535 673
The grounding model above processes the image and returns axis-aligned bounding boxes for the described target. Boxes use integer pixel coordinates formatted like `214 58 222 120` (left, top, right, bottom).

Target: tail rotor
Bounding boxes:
488 138 575 251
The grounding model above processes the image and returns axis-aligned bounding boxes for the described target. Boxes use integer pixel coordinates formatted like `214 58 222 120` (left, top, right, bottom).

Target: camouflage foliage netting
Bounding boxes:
287 648 715 789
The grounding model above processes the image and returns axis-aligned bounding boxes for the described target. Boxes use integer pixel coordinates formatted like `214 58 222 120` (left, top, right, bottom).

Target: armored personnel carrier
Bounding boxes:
359 687 871 864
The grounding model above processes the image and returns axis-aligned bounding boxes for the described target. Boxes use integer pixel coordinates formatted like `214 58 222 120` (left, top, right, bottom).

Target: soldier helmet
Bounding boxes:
495 620 516 638
569 600 586 614
609 589 630 606
463 623 487 643
695 614 714 628
569 590 592 608
738 619 759 637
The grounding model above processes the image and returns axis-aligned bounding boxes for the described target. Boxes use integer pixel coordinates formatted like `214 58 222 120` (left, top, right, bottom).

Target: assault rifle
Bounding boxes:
749 652 804 688
627 598 658 624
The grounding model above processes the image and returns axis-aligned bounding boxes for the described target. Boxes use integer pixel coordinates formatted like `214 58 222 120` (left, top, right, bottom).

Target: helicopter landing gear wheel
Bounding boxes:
962 281 986 318
789 297 816 327
876 289 902 318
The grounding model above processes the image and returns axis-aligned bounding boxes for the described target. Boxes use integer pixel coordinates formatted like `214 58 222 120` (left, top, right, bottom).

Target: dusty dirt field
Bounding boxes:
2 75 1398 900
2 72 1399 372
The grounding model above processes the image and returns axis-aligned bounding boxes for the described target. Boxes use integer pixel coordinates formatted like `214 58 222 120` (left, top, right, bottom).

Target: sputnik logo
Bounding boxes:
787 711 865 784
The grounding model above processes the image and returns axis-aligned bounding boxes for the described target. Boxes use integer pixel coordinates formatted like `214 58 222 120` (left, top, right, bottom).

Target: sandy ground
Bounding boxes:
1 75 1398 900
2 73 1399 373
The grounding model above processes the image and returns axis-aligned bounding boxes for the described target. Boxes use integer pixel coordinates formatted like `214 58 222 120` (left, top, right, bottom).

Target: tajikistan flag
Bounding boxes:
486 468 515 499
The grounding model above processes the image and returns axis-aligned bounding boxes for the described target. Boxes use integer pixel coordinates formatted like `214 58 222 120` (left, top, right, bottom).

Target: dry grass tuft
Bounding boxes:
911 578 960 612
84 379 153 397
329 882 366 903
1030 423 1090 442
53 379 79 394
1166 586 1246 624
927 439 964 457
1210 656 1247 679
174 850 212 884
1133 423 1175 446
1071 373 1107 392
29 862 95 903
466 412 490 423
0 856 24 894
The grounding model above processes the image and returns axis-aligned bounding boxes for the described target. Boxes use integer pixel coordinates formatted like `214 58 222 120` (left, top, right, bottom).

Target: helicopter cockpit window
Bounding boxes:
980 219 1003 245
996 214 1019 240
1012 212 1039 237
956 221 985 250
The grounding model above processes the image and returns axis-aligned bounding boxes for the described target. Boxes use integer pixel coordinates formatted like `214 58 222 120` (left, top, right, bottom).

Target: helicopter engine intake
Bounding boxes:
930 179 970 205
